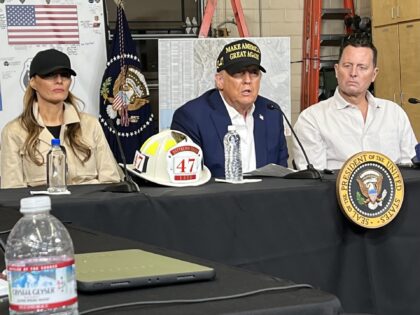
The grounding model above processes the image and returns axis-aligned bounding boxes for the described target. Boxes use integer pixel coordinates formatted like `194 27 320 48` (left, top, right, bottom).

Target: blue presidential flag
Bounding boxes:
99 5 155 164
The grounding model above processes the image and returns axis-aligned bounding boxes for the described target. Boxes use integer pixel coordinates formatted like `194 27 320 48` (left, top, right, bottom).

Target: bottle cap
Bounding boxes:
51 138 60 146
20 196 51 214
228 125 236 131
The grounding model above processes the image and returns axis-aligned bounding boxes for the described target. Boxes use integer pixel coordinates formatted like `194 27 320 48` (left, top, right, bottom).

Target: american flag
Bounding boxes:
99 6 155 163
112 91 128 111
6 5 79 45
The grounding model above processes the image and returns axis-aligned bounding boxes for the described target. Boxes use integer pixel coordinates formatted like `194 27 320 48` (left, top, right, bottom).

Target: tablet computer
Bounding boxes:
75 249 215 292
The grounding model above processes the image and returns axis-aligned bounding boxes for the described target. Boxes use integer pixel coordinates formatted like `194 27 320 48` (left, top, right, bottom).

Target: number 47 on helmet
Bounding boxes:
127 130 211 187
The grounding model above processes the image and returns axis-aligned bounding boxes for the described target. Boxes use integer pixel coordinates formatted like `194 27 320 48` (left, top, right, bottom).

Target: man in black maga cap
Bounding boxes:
171 39 288 178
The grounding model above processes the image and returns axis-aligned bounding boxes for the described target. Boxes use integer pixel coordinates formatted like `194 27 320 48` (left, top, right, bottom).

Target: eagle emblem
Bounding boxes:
100 65 149 127
356 170 387 210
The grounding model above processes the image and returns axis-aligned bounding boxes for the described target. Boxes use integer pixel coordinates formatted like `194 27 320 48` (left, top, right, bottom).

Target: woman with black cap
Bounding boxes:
0 49 122 188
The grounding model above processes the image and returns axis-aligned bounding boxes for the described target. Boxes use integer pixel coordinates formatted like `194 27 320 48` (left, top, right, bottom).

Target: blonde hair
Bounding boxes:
20 85 92 166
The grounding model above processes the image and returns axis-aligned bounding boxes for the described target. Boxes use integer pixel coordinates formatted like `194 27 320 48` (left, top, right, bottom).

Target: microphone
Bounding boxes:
408 98 420 104
103 119 140 193
267 103 322 179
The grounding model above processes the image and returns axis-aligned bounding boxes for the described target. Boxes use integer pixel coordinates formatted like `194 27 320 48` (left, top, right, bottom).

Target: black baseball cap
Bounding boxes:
216 39 266 74
29 49 76 78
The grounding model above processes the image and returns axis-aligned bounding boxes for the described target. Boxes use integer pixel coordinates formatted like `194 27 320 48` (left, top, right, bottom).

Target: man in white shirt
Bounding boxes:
293 37 417 170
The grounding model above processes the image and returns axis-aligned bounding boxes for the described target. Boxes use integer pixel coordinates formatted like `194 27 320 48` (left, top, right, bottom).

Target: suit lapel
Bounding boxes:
38 128 53 147
208 90 231 144
253 99 267 166
33 102 53 146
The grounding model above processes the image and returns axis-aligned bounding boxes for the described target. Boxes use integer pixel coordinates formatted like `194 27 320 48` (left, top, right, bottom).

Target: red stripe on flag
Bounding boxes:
8 40 80 45
35 5 77 9
36 17 78 21
9 29 79 33
36 10 78 14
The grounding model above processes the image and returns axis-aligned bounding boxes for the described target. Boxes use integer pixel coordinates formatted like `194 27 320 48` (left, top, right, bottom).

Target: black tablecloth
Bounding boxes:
1 168 419 314
0 207 342 315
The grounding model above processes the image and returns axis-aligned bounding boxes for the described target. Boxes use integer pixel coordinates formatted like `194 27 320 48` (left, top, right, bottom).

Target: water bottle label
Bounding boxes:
7 259 77 312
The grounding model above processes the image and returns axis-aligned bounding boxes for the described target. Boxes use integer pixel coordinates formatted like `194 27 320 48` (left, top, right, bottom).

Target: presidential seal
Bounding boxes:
100 62 150 127
336 151 404 229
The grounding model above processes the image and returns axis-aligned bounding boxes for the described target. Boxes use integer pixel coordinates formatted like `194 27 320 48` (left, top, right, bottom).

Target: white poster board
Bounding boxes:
158 37 291 132
0 0 107 135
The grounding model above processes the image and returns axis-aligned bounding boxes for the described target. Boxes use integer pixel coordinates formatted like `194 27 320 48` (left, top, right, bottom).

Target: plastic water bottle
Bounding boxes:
47 138 67 193
224 125 243 182
5 196 78 314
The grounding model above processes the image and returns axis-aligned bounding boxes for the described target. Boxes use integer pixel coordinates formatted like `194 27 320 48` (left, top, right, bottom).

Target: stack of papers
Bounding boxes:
244 163 296 178
30 190 71 195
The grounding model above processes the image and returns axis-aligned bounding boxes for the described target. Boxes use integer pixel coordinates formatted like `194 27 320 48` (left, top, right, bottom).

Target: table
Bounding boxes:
0 207 342 314
1 167 419 314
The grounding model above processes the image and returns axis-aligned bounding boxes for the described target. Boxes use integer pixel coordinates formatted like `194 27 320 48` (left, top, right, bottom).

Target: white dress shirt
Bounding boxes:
220 92 257 173
293 88 418 170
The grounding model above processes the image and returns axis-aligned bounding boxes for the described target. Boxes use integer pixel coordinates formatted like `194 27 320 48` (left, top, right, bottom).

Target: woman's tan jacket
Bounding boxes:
0 102 122 188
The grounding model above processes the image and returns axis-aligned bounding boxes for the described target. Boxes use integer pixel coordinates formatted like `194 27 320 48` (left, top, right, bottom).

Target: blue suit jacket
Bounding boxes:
171 89 289 177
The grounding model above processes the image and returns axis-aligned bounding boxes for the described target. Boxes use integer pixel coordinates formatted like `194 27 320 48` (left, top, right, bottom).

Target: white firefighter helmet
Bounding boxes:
128 129 211 187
